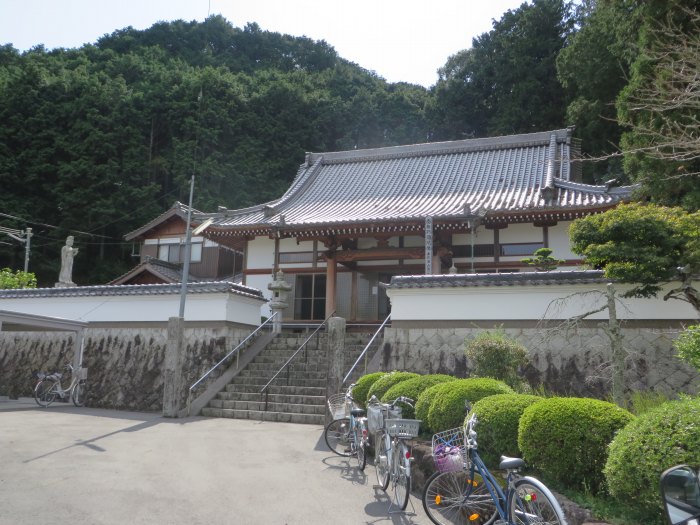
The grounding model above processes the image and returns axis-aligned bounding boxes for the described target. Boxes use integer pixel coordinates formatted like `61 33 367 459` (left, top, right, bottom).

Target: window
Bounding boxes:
500 243 544 257
157 240 202 263
294 275 326 320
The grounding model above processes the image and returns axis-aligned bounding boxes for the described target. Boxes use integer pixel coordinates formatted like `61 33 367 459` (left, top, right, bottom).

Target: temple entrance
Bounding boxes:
294 274 326 320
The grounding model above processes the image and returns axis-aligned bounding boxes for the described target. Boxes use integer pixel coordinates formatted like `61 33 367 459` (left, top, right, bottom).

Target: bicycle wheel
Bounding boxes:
375 432 390 490
72 382 87 407
391 441 411 511
508 477 567 525
324 418 353 456
34 380 57 408
355 423 367 471
422 470 498 525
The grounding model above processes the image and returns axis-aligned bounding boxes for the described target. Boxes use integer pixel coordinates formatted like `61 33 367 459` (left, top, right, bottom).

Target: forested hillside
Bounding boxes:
1 0 697 286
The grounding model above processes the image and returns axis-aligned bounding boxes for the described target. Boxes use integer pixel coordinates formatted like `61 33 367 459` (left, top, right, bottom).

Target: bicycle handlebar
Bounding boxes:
367 395 415 409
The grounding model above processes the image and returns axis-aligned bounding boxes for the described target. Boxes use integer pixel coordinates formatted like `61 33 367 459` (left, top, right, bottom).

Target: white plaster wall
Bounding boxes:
358 238 377 249
246 237 275 270
548 222 576 260
279 238 314 252
387 282 698 321
246 274 274 317
498 223 541 243
404 236 424 248
0 292 265 325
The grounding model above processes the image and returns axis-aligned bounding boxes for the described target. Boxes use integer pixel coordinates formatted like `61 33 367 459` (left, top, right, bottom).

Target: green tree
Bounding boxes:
0 268 37 289
556 0 641 183
674 325 700 371
521 247 564 271
570 202 700 315
429 0 573 140
617 1 700 210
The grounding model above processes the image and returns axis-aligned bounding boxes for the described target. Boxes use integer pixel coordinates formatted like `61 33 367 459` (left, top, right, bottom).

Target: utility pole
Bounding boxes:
0 226 32 272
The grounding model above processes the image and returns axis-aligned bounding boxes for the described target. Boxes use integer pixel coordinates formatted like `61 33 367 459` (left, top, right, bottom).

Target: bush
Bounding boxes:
381 374 456 419
604 397 700 521
366 371 419 404
674 324 700 371
427 378 514 433
415 383 447 433
352 372 387 408
519 397 634 494
465 329 529 388
469 394 543 468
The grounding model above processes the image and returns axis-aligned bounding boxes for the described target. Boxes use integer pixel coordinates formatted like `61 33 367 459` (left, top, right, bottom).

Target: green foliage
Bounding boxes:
518 397 635 494
469 394 543 468
427 378 514 433
0 17 430 286
465 329 529 389
366 371 419 404
570 203 700 311
429 0 572 140
0 268 37 289
351 372 386 408
381 374 456 419
604 397 700 523
415 382 448 433
674 325 700 371
520 248 564 272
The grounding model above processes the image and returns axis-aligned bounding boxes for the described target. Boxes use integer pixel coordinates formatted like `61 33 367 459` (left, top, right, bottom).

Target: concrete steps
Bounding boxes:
199 330 371 425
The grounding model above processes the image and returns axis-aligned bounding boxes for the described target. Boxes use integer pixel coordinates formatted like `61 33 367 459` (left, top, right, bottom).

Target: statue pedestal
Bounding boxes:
54 281 77 288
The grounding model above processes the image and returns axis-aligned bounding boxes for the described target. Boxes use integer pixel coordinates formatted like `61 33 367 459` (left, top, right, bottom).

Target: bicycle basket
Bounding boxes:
386 419 421 439
431 427 467 473
77 367 88 380
367 404 403 433
327 393 347 420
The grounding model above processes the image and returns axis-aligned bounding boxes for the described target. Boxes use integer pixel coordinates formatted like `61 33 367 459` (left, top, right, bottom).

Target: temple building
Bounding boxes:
121 128 634 323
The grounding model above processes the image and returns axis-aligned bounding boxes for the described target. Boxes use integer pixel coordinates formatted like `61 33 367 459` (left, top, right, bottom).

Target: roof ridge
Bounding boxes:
307 128 573 165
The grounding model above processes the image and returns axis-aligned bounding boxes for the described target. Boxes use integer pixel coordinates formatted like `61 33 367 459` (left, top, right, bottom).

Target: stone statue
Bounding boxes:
56 235 79 287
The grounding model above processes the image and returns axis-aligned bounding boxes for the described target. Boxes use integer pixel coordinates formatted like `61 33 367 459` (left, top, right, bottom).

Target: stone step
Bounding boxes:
209 399 325 414
225 383 326 396
227 377 327 389
217 391 326 405
235 370 328 381
200 407 324 425
244 361 329 372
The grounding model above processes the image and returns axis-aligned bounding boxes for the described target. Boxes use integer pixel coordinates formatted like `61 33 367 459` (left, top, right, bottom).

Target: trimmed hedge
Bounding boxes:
351 372 387 408
519 397 634 494
415 382 447 433
469 394 543 468
604 397 700 521
381 374 457 419
427 378 514 433
366 371 419 403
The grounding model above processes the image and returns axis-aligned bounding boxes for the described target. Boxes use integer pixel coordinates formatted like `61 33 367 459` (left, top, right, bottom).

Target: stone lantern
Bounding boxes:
268 270 292 333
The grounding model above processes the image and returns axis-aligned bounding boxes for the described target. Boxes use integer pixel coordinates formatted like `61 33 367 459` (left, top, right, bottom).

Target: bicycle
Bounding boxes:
34 363 88 408
323 384 369 471
422 412 567 525
368 395 421 512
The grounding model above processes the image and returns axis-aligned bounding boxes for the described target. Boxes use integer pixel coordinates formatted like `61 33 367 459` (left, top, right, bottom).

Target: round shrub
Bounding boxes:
382 374 456 419
465 329 529 388
352 372 387 408
415 382 447 433
427 378 514 433
519 397 634 494
469 394 543 468
604 396 700 519
366 371 419 404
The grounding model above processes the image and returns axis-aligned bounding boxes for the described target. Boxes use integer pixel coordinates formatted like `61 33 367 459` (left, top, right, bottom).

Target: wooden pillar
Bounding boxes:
326 251 337 317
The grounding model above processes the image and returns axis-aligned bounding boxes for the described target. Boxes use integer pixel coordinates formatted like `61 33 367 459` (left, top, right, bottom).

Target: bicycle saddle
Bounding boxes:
500 456 526 470
351 408 366 417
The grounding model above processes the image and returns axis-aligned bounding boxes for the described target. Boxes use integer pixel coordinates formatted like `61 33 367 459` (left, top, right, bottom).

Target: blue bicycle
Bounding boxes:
422 413 567 525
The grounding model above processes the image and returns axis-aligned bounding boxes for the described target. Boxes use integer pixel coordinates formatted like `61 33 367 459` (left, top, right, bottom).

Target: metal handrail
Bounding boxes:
260 311 335 410
186 312 278 412
342 313 391 385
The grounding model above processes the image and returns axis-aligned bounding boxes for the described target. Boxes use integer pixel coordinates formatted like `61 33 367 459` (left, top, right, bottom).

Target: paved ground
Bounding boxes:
0 398 435 525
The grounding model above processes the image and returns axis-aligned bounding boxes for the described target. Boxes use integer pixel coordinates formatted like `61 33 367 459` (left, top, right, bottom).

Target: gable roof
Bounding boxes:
124 201 202 241
108 257 193 285
201 128 635 239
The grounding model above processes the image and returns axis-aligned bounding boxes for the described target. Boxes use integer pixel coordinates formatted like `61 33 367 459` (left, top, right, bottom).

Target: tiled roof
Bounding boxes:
109 257 192 285
388 270 607 289
124 201 203 241
0 281 265 300
203 129 634 236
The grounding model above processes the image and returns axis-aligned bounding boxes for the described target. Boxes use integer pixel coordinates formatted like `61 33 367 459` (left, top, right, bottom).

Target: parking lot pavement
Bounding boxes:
0 398 434 525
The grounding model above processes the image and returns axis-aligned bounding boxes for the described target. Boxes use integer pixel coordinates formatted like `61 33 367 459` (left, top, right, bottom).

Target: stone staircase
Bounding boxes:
200 331 372 425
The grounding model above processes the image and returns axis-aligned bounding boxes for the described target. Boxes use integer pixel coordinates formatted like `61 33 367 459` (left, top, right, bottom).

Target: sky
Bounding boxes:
0 0 526 88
